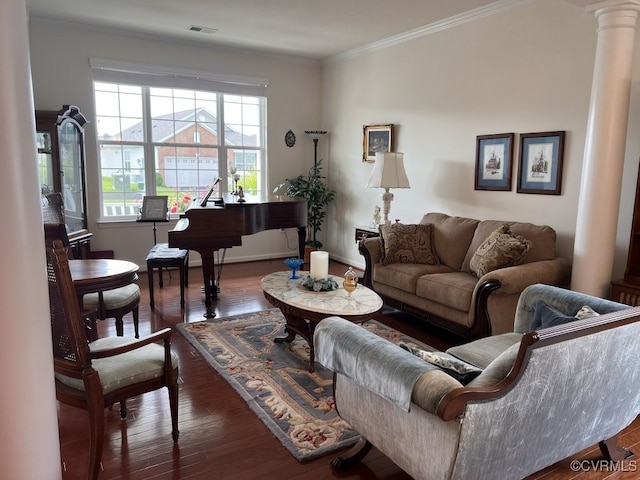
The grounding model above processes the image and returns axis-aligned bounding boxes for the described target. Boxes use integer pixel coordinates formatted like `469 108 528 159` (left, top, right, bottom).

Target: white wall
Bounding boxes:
322 0 640 283
28 18 323 268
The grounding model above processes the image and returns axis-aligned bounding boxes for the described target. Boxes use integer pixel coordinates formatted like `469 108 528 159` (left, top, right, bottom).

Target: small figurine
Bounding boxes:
371 205 381 228
237 185 246 202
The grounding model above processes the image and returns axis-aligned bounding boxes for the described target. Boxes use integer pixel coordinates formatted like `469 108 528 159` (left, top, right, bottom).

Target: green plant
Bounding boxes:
280 159 336 248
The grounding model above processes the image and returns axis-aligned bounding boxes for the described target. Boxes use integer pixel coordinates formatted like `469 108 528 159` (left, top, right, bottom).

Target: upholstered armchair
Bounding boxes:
314 284 640 480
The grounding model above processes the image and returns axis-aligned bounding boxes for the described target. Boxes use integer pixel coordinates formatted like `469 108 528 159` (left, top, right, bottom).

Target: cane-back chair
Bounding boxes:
44 223 141 338
47 240 179 479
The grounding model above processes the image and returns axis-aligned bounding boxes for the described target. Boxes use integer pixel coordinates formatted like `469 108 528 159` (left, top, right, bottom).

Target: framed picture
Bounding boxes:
139 195 168 221
363 124 393 162
474 133 514 191
517 131 566 195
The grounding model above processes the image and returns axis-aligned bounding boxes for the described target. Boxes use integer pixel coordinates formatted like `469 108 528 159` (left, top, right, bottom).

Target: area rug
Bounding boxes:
176 308 427 461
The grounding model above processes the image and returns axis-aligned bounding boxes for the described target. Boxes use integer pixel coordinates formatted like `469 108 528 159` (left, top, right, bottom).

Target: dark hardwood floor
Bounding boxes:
58 259 640 479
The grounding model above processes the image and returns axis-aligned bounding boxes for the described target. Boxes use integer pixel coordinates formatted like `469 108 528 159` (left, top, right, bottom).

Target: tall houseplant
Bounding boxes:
281 159 336 249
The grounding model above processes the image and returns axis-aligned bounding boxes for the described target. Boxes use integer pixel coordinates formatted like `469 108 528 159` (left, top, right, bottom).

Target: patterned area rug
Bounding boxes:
176 308 426 461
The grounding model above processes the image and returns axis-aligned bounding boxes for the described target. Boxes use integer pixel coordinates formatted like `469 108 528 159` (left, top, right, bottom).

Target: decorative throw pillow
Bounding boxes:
529 301 601 331
529 300 577 330
469 225 531 277
379 223 439 266
399 343 482 384
575 305 600 320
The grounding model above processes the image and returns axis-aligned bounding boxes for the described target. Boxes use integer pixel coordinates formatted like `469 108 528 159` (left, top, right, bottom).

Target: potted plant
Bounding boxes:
278 159 336 250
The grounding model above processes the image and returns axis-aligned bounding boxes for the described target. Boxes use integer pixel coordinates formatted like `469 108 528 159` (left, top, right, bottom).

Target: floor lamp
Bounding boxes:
366 152 410 225
305 130 327 167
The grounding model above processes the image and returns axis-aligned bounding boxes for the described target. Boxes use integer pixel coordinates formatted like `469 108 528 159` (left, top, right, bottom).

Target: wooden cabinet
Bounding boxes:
611 162 640 305
36 105 91 255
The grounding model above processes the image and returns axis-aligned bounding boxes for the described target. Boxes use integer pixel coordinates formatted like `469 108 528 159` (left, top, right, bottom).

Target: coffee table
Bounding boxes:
261 271 383 372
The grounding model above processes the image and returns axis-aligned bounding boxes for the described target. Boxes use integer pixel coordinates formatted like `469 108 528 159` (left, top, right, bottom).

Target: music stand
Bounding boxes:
137 195 169 244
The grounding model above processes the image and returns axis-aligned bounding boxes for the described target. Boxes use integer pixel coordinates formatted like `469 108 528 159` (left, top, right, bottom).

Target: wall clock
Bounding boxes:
285 129 296 147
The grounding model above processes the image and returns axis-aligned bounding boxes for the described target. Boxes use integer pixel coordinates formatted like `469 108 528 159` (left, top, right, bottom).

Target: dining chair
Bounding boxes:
47 240 179 480
44 223 141 338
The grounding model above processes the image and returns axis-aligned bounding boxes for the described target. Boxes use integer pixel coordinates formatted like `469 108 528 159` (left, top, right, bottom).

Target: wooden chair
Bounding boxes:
47 240 179 480
44 223 141 338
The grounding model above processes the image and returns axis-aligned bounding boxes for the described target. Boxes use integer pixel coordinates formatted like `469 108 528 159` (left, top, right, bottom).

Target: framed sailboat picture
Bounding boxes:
475 133 514 191
517 131 565 195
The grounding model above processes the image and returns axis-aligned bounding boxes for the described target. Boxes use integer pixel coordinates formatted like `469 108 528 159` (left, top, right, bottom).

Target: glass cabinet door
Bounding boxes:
36 131 54 194
58 115 87 233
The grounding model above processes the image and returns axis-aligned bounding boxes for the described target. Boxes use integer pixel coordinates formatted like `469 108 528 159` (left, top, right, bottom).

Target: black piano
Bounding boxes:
168 193 307 317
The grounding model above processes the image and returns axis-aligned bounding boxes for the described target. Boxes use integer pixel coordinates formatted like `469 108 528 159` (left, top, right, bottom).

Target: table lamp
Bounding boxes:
366 152 410 225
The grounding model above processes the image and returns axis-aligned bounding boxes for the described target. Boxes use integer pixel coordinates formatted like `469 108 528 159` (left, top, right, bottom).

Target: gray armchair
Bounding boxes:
314 284 640 480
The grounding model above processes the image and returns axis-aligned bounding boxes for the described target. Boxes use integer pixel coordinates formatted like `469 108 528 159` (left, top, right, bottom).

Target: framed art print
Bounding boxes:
517 131 565 195
474 133 514 191
363 124 393 162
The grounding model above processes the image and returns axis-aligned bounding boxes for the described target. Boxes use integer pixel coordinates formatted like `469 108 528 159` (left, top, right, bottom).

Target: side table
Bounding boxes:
610 278 640 306
354 225 380 243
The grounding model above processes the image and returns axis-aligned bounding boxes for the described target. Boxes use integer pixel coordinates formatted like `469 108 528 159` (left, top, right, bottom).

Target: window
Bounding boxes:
93 79 266 219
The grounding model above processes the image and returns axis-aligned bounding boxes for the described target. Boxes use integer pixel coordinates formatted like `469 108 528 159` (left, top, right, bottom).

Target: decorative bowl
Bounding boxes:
284 257 305 279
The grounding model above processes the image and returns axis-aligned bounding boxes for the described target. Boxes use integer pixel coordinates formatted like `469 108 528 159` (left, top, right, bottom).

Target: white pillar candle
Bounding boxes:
310 251 329 279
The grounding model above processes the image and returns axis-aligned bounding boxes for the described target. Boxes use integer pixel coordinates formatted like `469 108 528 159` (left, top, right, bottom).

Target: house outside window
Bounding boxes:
93 81 266 219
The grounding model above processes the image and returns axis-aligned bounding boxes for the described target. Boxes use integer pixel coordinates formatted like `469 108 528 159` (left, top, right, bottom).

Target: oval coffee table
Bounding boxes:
261 271 383 372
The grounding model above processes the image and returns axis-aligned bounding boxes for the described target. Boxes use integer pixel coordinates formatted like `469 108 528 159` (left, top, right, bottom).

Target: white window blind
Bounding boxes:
89 57 269 96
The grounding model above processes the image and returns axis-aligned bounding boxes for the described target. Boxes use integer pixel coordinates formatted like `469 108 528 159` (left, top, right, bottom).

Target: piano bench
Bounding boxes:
146 243 189 310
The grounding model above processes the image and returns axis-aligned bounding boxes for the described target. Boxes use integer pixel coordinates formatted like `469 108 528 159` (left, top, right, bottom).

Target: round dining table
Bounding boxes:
69 258 139 341
69 258 139 296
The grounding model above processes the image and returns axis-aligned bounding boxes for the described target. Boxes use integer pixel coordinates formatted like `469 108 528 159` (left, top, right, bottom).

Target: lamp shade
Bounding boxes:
366 152 410 189
304 130 327 140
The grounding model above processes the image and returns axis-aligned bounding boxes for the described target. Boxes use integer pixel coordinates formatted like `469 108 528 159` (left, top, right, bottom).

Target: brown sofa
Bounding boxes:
359 212 572 338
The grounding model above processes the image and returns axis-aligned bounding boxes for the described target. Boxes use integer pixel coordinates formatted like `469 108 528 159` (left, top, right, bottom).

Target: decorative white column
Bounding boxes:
0 1 62 478
571 1 640 296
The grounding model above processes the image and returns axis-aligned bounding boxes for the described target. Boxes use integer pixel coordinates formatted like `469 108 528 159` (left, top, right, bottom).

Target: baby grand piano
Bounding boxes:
168 193 307 318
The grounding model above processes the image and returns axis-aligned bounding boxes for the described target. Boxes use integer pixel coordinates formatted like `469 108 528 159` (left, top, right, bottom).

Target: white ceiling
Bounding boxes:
25 0 554 61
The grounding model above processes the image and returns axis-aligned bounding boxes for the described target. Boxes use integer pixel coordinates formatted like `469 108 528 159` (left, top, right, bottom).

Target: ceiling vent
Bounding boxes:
189 25 218 34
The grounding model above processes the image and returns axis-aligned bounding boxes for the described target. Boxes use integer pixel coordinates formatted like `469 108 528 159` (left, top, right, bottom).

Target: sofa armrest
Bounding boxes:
314 316 437 411
412 369 464 414
359 237 383 288
477 258 572 295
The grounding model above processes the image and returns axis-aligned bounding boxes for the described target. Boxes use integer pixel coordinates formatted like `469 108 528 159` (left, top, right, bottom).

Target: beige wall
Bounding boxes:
29 18 323 267
322 0 640 282
28 0 640 284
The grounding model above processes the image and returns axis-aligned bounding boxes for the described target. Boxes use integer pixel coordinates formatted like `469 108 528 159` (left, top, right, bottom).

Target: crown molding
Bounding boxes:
324 0 533 64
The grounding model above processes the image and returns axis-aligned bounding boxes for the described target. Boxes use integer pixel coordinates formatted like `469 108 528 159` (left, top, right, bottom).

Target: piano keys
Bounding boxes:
168 193 307 317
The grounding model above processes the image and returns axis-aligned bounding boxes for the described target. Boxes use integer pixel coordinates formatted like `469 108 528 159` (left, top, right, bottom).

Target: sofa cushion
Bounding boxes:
399 343 482 384
465 343 520 388
461 220 558 271
374 262 454 293
420 213 479 270
508 222 557 263
469 226 531 278
379 223 439 266
446 332 523 369
415 271 477 313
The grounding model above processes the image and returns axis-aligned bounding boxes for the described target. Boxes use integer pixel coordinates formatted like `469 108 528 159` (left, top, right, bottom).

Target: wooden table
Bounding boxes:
69 259 139 297
69 259 139 340
261 271 383 372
